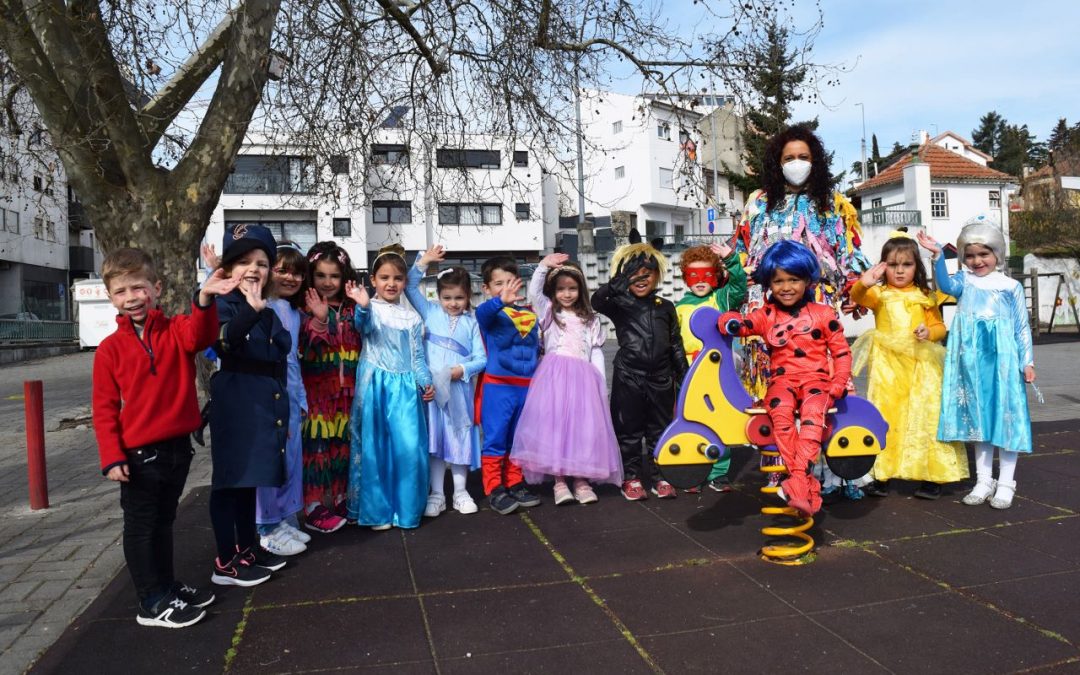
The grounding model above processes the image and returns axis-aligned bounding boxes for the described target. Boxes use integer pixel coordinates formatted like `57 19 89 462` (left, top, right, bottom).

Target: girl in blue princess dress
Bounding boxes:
406 245 487 517
344 246 434 529
917 218 1036 510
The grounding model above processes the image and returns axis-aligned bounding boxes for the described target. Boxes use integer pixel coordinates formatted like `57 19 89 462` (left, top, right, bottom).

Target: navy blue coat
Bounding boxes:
209 290 291 489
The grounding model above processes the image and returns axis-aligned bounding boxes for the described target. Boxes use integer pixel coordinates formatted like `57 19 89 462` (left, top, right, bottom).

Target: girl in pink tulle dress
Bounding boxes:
512 253 622 505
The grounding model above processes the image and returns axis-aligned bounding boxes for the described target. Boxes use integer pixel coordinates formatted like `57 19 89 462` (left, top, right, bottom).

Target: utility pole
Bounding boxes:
856 102 868 184
574 69 593 254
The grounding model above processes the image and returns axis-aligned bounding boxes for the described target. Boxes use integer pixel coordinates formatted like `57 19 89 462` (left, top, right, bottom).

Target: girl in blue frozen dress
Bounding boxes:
406 245 486 517
345 246 434 529
917 218 1036 510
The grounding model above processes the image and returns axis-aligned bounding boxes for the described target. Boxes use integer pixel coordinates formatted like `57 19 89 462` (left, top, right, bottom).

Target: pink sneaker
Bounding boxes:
304 505 346 533
572 480 598 504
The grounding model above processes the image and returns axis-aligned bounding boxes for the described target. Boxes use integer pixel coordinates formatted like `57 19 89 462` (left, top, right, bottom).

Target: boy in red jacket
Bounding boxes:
92 248 236 628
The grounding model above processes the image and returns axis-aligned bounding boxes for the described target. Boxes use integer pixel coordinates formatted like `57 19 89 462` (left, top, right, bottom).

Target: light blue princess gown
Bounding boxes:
405 263 486 468
934 257 1033 454
348 298 432 528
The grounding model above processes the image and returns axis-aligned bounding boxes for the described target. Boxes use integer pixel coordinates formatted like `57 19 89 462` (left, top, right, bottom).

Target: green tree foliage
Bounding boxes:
994 123 1045 177
972 111 1006 157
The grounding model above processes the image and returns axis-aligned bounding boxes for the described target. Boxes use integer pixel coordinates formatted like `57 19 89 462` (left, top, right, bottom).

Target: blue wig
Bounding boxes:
752 240 821 299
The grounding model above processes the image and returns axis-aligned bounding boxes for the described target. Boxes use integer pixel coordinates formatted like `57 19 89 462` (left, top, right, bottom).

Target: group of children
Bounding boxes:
93 212 1035 629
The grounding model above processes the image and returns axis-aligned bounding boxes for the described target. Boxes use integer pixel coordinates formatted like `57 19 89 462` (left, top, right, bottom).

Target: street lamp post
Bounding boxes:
856 102 868 184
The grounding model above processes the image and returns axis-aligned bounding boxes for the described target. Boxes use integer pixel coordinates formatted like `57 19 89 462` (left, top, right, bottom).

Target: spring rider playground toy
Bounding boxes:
654 306 888 564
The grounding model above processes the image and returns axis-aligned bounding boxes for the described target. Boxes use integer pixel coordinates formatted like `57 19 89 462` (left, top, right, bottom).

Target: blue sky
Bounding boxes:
621 0 1080 175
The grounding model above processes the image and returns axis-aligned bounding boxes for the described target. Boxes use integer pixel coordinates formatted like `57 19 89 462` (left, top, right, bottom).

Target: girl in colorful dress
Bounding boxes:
405 245 486 517
917 218 1036 510
850 230 968 500
255 242 312 556
513 253 622 504
299 242 361 533
345 245 434 529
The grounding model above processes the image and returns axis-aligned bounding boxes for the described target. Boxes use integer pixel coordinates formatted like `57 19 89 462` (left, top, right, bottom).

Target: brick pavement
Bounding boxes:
1 340 1078 674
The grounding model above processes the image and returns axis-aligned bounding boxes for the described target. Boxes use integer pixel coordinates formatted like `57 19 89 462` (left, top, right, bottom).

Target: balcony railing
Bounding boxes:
222 173 314 195
0 319 78 343
858 207 922 228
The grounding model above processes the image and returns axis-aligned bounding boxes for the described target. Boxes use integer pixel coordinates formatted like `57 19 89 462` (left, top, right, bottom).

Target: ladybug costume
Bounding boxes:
719 298 851 515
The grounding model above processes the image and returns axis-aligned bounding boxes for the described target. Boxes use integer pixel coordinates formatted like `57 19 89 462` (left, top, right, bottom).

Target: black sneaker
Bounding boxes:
508 483 541 508
240 546 287 572
173 581 215 608
913 482 942 500
488 487 519 515
865 480 890 498
211 554 271 587
136 591 206 628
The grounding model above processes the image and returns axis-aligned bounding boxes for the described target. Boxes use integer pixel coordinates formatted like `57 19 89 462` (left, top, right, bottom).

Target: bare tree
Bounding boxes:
0 0 832 311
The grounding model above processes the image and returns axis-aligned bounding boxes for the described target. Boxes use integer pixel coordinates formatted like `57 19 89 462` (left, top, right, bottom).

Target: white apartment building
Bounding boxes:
206 129 556 276
565 89 745 246
0 110 81 321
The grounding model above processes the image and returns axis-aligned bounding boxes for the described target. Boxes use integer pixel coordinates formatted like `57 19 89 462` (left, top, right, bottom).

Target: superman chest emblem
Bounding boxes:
502 307 536 339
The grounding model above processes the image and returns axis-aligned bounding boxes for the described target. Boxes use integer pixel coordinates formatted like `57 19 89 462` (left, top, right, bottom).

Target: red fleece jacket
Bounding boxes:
92 299 217 473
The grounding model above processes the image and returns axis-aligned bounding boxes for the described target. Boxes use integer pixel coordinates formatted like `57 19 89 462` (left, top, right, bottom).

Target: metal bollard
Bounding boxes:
24 380 49 510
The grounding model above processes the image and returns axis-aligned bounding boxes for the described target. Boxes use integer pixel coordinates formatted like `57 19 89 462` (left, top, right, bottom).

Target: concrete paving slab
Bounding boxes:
964 570 1080 645
438 639 654 675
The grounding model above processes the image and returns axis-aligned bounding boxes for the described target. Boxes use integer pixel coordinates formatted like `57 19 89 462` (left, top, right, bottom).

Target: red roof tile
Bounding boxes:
855 143 1015 193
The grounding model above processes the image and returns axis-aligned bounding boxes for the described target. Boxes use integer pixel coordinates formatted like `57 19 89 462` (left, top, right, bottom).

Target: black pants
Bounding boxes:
209 488 257 563
119 437 193 607
610 365 676 484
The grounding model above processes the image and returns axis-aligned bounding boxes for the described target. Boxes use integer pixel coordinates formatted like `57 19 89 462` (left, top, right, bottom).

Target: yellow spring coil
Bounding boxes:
758 449 815 565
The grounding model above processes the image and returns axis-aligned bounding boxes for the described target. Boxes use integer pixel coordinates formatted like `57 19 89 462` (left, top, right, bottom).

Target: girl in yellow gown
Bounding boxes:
850 231 968 499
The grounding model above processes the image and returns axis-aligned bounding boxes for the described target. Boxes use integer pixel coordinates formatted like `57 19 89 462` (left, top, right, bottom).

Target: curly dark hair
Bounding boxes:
880 234 930 294
306 241 358 305
762 124 832 215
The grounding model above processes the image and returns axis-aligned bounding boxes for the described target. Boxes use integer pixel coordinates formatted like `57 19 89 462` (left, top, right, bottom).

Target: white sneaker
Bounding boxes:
424 493 447 517
278 520 311 544
260 529 306 556
452 491 478 514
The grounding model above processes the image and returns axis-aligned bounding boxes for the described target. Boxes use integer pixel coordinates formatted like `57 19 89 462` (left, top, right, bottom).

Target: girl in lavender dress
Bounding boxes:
512 253 622 504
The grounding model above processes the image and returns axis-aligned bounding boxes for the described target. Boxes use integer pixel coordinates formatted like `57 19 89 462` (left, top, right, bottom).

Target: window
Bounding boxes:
371 144 408 166
615 166 625 179
32 216 43 239
674 223 685 243
657 122 671 140
33 174 43 192
728 181 735 200
989 190 1001 208
870 197 884 224
515 203 530 220
28 127 43 147
224 155 314 194
513 151 528 168
931 190 948 218
371 201 412 224
329 155 349 174
645 219 666 241
3 209 19 234
659 167 674 189
438 203 502 225
436 149 500 169
45 219 56 242
332 218 352 237
612 120 623 134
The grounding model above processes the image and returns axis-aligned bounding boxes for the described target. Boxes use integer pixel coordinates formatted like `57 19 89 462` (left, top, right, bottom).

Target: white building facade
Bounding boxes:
206 131 556 276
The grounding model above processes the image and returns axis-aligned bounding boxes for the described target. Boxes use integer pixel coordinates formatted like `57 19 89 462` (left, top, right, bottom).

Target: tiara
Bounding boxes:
436 269 455 279
372 243 406 264
277 242 304 253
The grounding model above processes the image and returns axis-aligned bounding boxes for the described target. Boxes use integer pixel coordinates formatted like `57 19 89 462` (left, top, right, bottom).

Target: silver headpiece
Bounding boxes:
956 215 1006 271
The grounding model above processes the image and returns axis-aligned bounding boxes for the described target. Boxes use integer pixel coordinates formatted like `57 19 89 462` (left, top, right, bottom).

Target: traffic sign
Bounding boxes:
707 207 716 221
708 221 715 233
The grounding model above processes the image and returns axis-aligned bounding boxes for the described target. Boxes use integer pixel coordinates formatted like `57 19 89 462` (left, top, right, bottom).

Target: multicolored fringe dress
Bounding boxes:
299 303 360 510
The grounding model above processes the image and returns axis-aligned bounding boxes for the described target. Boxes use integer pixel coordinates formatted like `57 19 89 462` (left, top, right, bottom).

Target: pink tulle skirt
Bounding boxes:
511 354 623 485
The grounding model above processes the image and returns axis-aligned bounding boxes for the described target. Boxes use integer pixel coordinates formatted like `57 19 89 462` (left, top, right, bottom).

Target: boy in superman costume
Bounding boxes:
475 256 543 515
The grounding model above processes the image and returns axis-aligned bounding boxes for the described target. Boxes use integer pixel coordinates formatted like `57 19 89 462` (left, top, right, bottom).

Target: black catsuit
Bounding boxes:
592 275 688 485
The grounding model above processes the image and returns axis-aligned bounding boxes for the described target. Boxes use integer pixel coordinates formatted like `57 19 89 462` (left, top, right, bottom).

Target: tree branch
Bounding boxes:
372 0 448 76
137 9 235 149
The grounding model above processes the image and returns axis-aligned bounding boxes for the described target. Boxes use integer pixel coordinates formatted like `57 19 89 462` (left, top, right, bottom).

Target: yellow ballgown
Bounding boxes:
851 282 968 483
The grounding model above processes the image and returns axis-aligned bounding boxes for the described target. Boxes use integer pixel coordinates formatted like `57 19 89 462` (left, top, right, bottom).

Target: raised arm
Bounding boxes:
475 296 504 331
933 255 965 299
528 263 552 321
824 310 852 398
405 262 435 321
720 252 748 309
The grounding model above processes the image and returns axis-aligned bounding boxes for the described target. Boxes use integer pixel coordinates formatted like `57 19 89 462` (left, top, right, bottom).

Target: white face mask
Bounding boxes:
782 159 812 187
